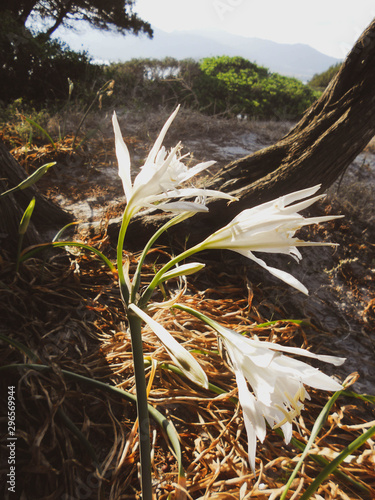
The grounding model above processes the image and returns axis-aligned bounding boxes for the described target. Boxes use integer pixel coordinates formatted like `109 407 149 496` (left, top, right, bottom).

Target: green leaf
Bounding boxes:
342 390 375 404
0 162 55 198
20 240 116 273
0 363 184 479
0 332 39 362
280 390 342 500
299 424 375 500
0 334 101 471
22 115 56 149
19 197 35 235
52 221 80 242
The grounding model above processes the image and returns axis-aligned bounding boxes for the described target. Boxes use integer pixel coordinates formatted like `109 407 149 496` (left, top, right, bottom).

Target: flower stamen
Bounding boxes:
273 404 297 427
285 390 304 415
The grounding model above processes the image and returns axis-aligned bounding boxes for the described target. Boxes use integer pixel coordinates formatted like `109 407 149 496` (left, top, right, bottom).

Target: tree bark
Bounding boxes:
0 142 73 252
121 19 375 249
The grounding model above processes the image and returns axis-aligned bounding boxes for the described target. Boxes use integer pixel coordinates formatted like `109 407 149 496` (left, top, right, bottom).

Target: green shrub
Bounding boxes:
194 56 319 119
1 23 319 122
106 55 318 120
308 63 342 91
105 57 201 108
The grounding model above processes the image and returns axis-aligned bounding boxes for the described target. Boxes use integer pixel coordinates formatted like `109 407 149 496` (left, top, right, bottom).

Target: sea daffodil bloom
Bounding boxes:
222 327 345 472
129 303 209 389
112 106 235 217
191 312 345 472
198 185 343 294
172 304 346 473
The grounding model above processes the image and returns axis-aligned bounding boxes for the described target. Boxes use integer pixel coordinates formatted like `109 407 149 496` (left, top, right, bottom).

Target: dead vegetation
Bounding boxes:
1 244 375 499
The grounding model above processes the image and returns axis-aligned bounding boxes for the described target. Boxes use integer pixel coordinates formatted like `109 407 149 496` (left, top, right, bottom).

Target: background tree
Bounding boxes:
0 0 151 102
0 0 152 38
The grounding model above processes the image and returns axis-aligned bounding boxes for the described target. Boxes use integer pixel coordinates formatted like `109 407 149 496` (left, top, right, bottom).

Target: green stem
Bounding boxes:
72 95 99 150
20 241 115 272
139 243 202 307
131 213 192 303
16 232 25 273
128 311 153 500
116 208 132 304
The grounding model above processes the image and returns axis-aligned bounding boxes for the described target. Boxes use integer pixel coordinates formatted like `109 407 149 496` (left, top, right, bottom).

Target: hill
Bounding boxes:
55 27 341 82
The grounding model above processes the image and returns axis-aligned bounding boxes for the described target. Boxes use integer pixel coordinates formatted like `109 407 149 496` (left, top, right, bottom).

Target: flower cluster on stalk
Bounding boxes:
114 105 346 472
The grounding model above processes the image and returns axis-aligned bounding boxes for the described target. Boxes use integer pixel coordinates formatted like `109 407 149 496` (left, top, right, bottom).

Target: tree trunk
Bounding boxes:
44 0 74 37
0 142 73 252
121 19 375 249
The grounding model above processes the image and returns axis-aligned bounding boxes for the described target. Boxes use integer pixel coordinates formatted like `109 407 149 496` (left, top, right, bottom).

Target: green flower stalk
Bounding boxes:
112 106 233 499
0 163 55 199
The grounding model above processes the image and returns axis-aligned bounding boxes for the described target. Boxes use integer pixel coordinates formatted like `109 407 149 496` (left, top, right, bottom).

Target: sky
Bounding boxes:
133 0 375 59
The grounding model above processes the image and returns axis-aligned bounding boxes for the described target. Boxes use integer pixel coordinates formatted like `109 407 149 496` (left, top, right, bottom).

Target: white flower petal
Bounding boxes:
242 411 258 473
145 106 180 165
272 356 344 392
233 361 267 471
150 188 236 202
280 193 324 214
160 262 205 282
280 421 294 444
242 250 309 295
133 143 181 197
112 112 132 202
179 160 216 183
146 201 209 213
247 338 346 366
280 185 321 207
219 329 276 368
235 185 321 217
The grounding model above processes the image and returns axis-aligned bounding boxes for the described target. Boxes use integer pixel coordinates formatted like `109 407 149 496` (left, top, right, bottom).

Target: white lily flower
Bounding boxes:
198 185 343 294
172 304 346 473
218 324 345 472
112 106 235 216
129 304 209 389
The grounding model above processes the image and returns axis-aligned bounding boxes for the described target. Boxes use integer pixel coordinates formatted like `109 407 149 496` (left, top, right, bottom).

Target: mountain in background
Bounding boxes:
57 26 341 82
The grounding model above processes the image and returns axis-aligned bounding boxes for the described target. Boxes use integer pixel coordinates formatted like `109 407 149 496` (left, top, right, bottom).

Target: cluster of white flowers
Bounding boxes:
113 105 235 218
205 320 345 471
114 106 346 472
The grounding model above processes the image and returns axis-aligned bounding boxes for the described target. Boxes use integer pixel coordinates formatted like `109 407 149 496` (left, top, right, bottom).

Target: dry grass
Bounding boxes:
113 106 294 150
1 239 374 499
1 104 293 169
